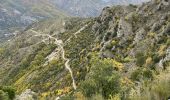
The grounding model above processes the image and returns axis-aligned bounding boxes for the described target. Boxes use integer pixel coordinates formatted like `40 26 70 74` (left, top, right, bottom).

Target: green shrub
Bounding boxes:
0 90 9 100
152 54 160 63
0 86 15 100
112 32 117 37
102 73 120 98
143 69 154 80
131 68 143 81
166 39 170 45
132 13 140 23
131 68 154 81
79 57 121 98
80 79 98 97
135 53 146 67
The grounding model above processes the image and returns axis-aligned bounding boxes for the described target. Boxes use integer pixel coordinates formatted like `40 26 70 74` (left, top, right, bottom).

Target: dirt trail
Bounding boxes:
33 31 77 90
32 24 89 90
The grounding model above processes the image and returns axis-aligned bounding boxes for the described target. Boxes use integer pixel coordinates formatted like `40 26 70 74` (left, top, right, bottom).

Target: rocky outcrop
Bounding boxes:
91 0 170 66
157 0 170 10
15 89 37 100
133 28 146 44
117 18 133 38
156 46 170 71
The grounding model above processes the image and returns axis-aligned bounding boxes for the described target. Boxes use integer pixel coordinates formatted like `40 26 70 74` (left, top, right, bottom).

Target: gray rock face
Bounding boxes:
134 28 146 44
92 0 170 65
117 18 133 37
156 46 170 71
161 0 170 6
157 0 170 10
100 7 113 22
99 40 115 58
15 89 37 100
164 46 170 62
100 50 114 59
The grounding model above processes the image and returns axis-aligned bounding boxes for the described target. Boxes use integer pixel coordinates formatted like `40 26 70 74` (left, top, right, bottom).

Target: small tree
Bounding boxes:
79 57 121 98
136 52 146 67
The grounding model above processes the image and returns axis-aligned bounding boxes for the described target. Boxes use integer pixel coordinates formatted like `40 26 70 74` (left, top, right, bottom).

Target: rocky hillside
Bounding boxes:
0 0 170 100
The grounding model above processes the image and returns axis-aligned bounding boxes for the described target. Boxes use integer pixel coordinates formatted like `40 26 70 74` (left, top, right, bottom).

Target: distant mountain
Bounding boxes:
0 0 67 41
52 0 150 17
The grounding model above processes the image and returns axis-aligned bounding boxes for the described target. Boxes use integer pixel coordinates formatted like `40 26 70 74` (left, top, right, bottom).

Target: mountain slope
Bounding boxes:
0 0 170 99
0 17 93 99
0 0 68 42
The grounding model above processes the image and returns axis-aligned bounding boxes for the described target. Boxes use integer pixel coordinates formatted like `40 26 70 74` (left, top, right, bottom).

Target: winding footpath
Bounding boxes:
33 31 77 90
65 24 89 44
74 24 89 38
60 45 77 89
32 24 89 90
